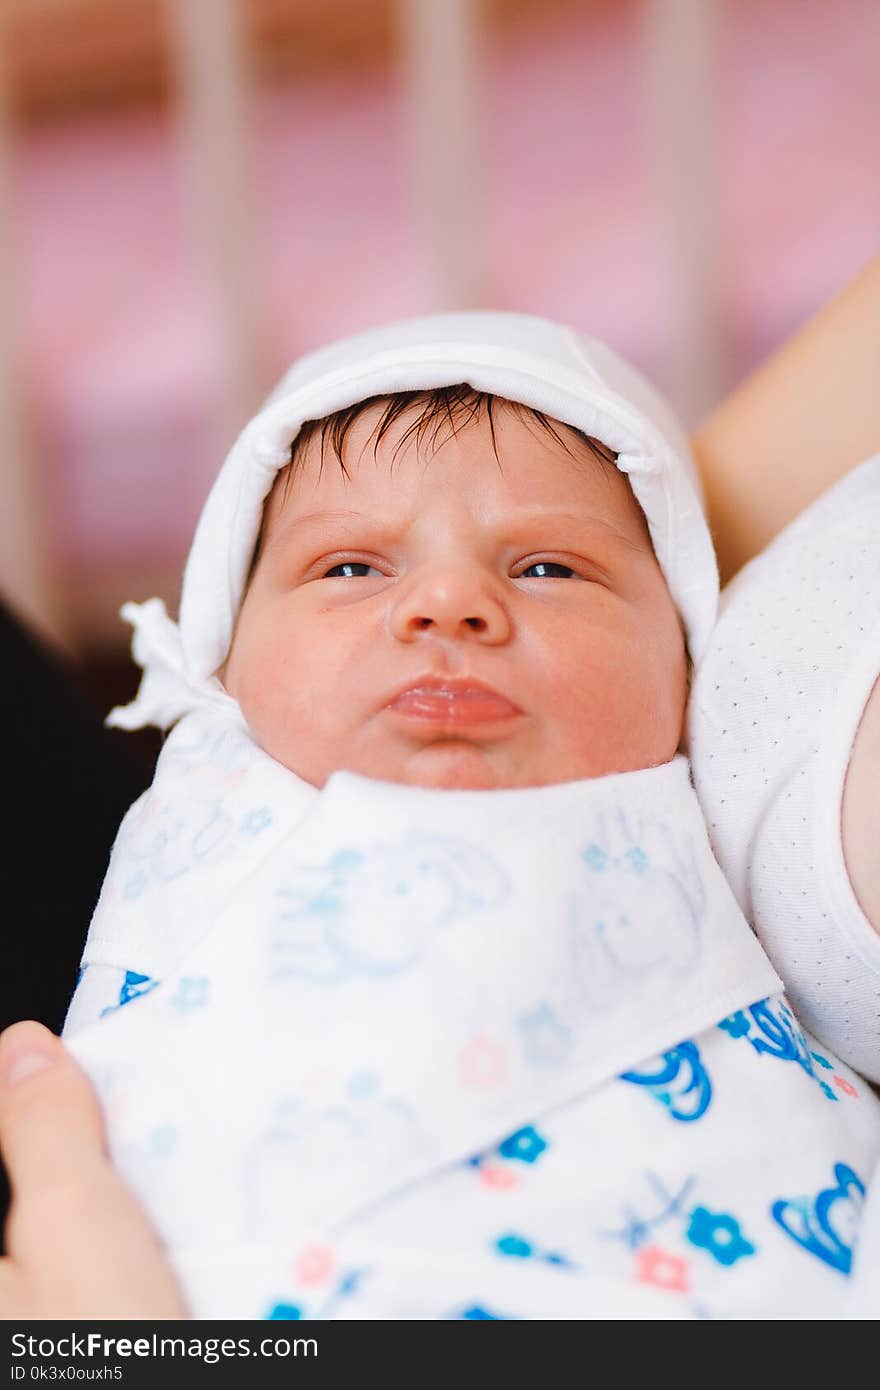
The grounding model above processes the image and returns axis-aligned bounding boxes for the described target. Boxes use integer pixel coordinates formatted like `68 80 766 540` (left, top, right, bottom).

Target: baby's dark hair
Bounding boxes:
250 384 620 574
291 384 618 480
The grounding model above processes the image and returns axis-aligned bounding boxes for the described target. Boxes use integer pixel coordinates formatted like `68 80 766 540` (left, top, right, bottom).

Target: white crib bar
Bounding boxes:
398 0 483 312
643 0 726 426
0 35 69 648
163 0 263 465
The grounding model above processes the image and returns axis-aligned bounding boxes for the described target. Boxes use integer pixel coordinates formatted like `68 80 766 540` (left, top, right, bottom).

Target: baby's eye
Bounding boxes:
520 561 576 579
323 561 382 579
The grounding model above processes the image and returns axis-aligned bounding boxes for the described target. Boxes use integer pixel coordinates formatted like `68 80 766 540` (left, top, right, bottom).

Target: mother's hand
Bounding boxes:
0 1021 187 1319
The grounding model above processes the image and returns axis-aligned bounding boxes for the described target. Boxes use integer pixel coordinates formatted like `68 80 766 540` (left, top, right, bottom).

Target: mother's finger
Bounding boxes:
0 1021 187 1317
0 1022 108 1203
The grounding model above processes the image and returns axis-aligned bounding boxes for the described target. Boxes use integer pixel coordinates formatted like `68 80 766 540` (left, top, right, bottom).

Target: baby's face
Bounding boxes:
222 400 688 789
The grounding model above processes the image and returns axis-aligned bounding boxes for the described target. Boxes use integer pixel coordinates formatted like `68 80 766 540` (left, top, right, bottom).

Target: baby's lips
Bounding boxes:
387 680 523 725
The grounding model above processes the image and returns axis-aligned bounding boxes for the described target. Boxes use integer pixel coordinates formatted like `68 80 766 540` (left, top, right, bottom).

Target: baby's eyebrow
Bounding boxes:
263 508 375 553
504 510 651 555
287 508 373 531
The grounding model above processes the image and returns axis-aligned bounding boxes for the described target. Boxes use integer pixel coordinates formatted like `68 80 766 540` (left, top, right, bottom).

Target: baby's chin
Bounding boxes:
345 740 556 791
263 731 664 791
397 743 514 790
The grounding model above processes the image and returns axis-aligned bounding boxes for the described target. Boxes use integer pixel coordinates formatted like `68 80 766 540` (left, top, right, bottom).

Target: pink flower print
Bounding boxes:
634 1245 690 1293
479 1163 519 1191
833 1075 858 1097
303 1070 329 1095
293 1243 336 1287
460 1035 507 1089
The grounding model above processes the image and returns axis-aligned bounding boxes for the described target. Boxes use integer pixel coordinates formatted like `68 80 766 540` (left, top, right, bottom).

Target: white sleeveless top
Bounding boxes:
688 454 880 1081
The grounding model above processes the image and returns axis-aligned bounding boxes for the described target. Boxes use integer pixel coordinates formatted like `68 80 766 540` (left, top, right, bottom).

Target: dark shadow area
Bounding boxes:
0 604 158 1038
0 601 161 1236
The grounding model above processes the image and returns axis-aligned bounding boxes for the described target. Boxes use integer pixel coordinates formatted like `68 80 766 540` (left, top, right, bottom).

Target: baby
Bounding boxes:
63 313 880 1320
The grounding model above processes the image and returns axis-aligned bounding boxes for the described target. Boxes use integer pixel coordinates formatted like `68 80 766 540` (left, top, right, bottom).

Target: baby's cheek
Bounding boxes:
634 648 688 762
561 629 685 773
224 640 284 745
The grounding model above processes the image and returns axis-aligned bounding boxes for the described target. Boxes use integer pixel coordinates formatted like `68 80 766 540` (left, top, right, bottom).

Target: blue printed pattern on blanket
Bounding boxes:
270 836 508 983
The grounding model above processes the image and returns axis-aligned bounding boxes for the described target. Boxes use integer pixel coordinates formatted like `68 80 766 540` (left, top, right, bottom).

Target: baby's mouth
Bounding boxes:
386 679 523 727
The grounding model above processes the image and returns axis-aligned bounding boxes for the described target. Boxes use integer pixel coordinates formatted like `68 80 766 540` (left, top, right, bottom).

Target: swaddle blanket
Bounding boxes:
64 712 880 1319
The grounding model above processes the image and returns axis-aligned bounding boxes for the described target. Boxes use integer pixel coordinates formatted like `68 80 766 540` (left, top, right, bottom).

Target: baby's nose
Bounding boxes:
390 567 511 644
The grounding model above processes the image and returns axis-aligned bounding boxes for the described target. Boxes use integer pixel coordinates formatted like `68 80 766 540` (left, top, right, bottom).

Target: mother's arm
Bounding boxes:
692 254 880 584
692 254 880 936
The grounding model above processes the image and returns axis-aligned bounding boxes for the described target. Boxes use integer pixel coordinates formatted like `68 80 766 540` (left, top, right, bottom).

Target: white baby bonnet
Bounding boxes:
109 311 718 731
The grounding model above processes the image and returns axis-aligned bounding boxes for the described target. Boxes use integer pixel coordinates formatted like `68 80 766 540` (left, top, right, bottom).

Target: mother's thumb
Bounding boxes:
0 1022 187 1317
0 1021 107 1211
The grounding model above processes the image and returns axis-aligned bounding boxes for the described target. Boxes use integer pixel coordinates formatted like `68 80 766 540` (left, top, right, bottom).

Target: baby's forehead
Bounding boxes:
262 392 629 529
